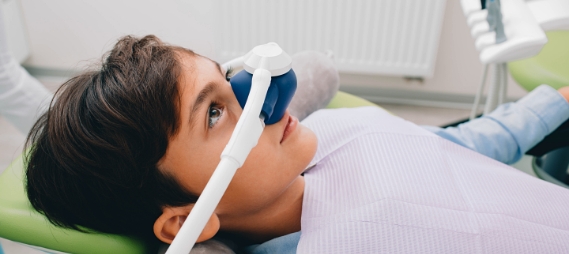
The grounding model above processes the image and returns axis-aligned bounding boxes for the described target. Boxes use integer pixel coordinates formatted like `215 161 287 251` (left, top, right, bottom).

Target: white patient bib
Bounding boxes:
298 107 569 253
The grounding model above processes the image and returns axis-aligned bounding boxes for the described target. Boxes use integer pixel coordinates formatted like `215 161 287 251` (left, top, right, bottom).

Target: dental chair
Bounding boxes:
0 91 377 254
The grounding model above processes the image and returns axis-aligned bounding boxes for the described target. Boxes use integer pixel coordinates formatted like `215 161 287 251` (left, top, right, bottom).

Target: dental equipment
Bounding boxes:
527 0 569 31
460 0 548 119
165 42 297 254
487 0 506 44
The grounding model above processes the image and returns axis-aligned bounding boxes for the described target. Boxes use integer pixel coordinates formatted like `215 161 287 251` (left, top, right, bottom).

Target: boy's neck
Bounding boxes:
219 175 305 243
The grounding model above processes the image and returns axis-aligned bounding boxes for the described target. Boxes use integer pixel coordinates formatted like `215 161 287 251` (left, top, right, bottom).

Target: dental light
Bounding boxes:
165 43 297 254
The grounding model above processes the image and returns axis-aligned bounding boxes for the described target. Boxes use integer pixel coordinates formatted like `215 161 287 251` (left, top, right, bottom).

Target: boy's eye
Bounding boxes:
208 103 223 128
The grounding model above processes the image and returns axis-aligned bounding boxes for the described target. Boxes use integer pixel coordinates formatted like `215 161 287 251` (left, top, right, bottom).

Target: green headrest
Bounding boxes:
0 91 377 253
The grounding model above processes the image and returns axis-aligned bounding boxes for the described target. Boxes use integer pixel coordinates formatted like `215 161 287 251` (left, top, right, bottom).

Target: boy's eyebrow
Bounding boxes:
189 82 218 130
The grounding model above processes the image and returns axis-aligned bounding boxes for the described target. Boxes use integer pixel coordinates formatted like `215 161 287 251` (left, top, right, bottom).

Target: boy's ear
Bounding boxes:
153 205 220 244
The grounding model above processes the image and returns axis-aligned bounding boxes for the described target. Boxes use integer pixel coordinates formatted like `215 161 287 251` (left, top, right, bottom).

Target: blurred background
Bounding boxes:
15 0 529 101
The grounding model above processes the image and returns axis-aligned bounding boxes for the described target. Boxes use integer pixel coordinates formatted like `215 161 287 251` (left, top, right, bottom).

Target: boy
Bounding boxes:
26 35 569 253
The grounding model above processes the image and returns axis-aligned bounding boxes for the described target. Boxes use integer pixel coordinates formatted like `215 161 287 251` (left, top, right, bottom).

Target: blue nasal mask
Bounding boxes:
230 68 297 124
228 42 297 124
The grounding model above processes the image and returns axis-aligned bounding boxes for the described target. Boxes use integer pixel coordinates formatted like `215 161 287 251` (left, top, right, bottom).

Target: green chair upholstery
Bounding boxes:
509 31 569 91
326 91 378 109
0 91 377 253
0 153 147 254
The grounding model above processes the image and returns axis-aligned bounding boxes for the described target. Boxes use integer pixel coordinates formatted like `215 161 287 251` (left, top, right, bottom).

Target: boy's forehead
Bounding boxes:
182 53 222 71
209 57 223 74
178 54 223 88
198 55 224 75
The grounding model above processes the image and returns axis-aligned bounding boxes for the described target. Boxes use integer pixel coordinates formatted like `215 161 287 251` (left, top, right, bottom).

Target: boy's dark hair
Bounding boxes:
25 35 198 241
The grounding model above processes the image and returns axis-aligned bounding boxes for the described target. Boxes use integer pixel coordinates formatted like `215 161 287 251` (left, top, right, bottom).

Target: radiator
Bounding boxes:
214 0 447 77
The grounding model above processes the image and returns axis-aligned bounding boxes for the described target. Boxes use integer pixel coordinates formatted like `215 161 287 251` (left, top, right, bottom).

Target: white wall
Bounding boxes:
20 0 218 69
19 0 528 104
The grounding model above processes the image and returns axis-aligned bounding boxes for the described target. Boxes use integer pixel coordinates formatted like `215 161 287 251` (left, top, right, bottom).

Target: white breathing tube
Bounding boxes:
166 43 293 254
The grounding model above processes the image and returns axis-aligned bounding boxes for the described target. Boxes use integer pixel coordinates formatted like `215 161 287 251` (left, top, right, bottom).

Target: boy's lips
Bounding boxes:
280 113 298 143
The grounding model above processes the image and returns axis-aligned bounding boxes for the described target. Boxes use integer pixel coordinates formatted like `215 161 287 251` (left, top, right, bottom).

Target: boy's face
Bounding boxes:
159 54 317 221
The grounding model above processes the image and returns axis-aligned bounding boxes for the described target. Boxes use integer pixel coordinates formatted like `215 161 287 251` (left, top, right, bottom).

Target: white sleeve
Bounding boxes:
0 4 52 134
